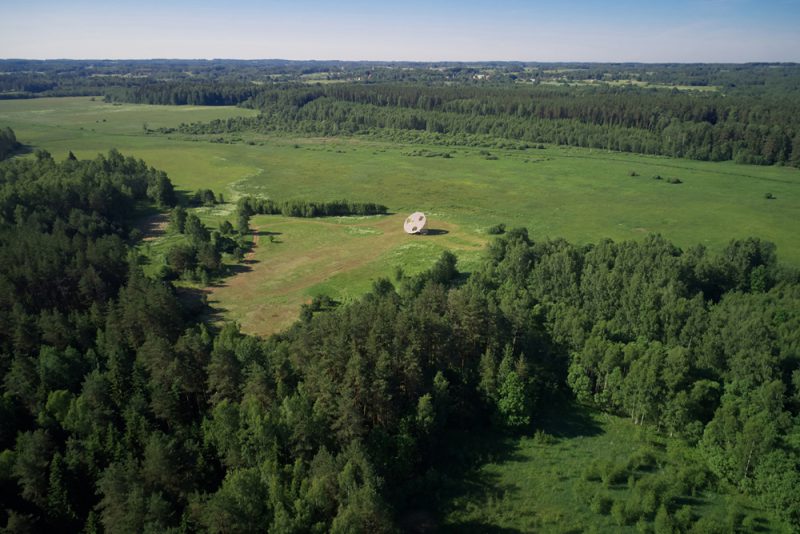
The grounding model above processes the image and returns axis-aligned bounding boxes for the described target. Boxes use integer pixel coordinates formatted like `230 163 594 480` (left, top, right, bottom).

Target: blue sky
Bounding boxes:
2 0 799 62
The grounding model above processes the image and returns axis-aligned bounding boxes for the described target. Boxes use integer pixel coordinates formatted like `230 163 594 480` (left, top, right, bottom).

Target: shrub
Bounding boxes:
582 460 603 482
654 505 675 534
635 518 652 533
676 464 709 496
673 505 694 531
487 223 506 235
602 461 628 487
590 492 614 515
765 192 775 199
628 447 658 472
611 500 637 526
532 429 557 445
666 177 682 184
629 170 640 177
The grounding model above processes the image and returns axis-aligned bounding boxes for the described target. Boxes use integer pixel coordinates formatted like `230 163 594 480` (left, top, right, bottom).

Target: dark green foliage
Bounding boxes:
235 207 250 235
219 219 234 235
237 195 388 218
169 206 187 233
0 126 21 160
165 212 236 281
487 223 506 235
190 188 217 207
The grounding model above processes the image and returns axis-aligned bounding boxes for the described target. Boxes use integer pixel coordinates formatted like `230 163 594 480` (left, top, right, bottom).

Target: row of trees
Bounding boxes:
237 195 388 218
104 83 263 107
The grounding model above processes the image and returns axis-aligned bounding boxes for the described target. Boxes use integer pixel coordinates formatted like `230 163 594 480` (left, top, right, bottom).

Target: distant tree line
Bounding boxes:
4 59 800 98
237 195 388 218
163 83 800 166
104 83 263 106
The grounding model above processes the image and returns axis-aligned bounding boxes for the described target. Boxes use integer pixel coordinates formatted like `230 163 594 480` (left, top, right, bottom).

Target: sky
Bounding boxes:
1 0 799 62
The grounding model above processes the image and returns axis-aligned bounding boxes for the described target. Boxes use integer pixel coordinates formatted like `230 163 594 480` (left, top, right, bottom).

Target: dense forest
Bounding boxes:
3 60 800 166
1 148 799 532
167 83 800 166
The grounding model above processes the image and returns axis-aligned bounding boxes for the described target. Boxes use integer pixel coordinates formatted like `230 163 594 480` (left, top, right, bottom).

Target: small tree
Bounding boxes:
497 371 531 428
236 209 251 235
185 214 210 243
170 206 187 233
219 220 234 235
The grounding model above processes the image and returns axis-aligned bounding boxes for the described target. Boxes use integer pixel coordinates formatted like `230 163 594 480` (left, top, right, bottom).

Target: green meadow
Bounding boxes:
440 407 790 533
2 96 799 335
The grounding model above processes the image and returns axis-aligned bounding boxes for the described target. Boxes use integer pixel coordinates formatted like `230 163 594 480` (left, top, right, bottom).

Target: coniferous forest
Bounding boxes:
1 142 799 532
2 60 800 166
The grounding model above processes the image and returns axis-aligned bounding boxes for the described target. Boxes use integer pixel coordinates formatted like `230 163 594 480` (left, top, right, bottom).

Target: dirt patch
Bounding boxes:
246 226 260 260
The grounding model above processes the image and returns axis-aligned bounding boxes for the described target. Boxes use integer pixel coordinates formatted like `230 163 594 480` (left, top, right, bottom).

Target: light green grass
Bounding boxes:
3 97 799 334
206 213 484 335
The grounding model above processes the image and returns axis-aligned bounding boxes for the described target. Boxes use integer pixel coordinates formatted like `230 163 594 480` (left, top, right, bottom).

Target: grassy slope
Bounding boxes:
2 97 799 335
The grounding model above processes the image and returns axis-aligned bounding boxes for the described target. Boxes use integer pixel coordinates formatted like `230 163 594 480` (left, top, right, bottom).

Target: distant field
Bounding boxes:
2 97 799 334
539 79 720 91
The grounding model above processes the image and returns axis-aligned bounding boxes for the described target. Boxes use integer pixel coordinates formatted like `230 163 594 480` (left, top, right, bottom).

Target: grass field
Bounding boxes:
2 97 799 335
440 407 790 533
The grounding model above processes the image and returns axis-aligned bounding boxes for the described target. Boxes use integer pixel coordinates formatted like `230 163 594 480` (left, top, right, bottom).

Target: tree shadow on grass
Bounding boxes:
438 521 521 534
10 144 34 157
535 401 604 439
405 402 603 533
188 288 233 329
400 424 524 533
177 287 214 318
223 263 255 276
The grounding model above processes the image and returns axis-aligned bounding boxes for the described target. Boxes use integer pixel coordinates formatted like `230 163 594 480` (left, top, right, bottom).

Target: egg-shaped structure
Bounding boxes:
403 212 427 234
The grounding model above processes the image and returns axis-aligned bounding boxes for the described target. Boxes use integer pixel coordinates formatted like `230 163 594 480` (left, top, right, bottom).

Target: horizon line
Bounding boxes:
2 57 799 66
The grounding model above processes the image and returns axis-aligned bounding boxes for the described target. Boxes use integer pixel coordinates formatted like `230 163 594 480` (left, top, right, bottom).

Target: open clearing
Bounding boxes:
207 214 484 336
2 97 799 334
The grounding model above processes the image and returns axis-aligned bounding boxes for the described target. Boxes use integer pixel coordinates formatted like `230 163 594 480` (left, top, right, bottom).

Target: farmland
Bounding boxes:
2 96 799 334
